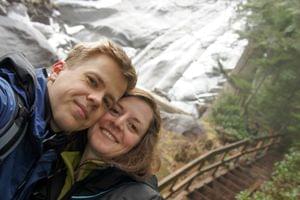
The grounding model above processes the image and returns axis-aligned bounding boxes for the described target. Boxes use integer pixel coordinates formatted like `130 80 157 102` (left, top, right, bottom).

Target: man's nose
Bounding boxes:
87 91 104 107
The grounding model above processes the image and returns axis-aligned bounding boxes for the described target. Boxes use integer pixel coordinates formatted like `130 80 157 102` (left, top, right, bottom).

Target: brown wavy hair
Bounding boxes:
106 88 161 179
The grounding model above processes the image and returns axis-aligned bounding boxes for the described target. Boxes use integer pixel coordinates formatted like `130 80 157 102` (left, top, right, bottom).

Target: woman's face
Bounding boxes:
87 96 153 158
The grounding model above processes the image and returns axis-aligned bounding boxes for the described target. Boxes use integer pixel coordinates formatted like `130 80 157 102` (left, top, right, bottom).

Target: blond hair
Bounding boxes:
65 39 137 91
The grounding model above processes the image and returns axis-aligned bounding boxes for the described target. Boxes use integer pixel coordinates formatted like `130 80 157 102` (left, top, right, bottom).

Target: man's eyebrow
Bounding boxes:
87 72 105 86
108 94 116 105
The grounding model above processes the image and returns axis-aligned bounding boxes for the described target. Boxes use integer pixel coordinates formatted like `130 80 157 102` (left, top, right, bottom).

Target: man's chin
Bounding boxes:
51 118 79 132
49 120 62 132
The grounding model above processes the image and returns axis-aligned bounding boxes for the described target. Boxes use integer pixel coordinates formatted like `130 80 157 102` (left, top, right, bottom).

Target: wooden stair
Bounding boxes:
187 151 282 200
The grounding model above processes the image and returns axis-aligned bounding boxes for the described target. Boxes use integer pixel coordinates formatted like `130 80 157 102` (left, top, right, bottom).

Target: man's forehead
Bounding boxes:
88 66 127 100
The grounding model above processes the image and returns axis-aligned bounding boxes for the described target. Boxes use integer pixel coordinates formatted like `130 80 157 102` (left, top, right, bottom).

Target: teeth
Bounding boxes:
102 129 117 143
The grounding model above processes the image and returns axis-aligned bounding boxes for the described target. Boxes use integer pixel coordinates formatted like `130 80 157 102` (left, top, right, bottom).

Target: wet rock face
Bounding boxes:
53 0 168 49
0 0 57 66
0 1 9 15
0 15 57 67
25 0 54 24
6 0 54 24
52 0 247 114
56 5 118 25
50 0 246 134
0 0 246 135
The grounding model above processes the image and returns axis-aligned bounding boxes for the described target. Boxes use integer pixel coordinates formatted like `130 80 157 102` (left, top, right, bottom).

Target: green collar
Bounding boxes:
58 151 108 200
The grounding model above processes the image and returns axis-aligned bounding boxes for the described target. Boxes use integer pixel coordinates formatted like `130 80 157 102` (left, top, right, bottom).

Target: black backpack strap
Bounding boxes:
0 52 36 162
0 52 37 109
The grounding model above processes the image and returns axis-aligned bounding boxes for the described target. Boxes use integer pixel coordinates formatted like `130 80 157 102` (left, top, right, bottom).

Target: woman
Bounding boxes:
31 88 162 200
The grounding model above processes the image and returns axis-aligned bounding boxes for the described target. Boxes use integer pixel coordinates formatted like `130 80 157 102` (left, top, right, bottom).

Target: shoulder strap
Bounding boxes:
0 52 36 162
0 95 29 162
0 52 37 109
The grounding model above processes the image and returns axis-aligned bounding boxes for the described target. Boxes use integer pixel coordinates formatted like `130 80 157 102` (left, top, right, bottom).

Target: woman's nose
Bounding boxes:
112 114 128 131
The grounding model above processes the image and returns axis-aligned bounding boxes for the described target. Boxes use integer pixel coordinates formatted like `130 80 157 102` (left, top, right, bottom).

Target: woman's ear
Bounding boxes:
49 61 65 81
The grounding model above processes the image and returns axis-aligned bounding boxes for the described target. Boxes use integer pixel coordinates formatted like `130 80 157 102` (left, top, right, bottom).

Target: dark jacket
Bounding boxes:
32 165 162 200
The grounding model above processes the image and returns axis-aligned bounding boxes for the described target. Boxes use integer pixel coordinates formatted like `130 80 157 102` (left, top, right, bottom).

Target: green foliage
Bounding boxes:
230 75 252 94
236 148 300 200
232 0 300 137
212 0 300 197
231 1 300 197
211 0 300 141
210 94 249 140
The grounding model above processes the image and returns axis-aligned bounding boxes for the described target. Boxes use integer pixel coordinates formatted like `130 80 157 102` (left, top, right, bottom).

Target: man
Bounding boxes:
0 39 137 199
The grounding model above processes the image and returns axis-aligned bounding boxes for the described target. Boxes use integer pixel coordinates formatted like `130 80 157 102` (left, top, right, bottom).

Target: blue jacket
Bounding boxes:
0 66 58 200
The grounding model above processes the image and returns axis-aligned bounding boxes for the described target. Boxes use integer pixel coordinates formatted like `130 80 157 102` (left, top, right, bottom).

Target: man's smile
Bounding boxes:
74 99 88 120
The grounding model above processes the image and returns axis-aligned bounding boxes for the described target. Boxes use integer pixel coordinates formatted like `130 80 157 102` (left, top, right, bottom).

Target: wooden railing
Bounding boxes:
158 134 283 199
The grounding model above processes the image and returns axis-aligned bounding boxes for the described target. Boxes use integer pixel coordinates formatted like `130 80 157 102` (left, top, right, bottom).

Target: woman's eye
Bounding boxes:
128 122 138 133
87 76 98 87
109 107 120 116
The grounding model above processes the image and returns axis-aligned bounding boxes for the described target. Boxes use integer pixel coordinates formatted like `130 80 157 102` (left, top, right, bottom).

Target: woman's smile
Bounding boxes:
100 128 118 143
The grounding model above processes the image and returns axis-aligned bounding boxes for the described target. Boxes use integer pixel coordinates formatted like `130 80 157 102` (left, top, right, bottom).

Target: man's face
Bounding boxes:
47 54 128 132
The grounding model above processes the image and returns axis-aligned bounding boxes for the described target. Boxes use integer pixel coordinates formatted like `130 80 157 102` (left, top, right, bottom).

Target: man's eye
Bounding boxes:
87 76 98 87
103 97 113 110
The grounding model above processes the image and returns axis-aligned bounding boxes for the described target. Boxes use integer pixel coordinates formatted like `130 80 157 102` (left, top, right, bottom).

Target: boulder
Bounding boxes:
0 0 9 15
161 111 204 136
0 15 57 67
54 4 118 26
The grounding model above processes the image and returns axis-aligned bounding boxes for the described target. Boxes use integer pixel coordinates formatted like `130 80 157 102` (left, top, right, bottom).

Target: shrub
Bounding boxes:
236 148 300 200
210 94 249 141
